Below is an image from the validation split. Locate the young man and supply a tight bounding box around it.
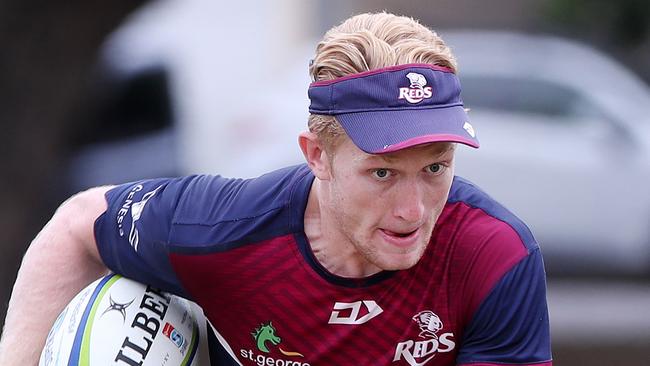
[0,12,552,365]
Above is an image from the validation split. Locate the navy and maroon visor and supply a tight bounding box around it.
[308,63,479,154]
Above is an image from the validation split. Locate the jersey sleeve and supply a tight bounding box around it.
[94,176,204,298]
[93,166,306,300]
[456,248,552,366]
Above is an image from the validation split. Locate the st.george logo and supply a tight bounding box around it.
[252,322,281,353]
[398,72,433,104]
[241,322,307,365]
[328,300,383,325]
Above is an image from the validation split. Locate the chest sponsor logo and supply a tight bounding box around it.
[328,300,383,325]
[240,321,309,366]
[116,184,162,251]
[393,310,456,366]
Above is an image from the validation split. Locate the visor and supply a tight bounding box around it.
[308,63,479,153]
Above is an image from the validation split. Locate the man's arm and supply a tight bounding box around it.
[0,186,112,365]
[456,248,552,365]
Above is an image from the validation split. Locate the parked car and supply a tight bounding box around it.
[443,31,650,275]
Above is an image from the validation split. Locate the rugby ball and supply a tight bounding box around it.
[39,274,209,365]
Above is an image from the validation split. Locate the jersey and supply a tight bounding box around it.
[94,164,552,366]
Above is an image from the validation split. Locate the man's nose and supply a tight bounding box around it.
[393,180,426,223]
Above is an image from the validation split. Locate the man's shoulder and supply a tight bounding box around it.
[174,164,312,222]
[430,176,539,286]
[428,177,545,321]
[169,164,314,249]
[442,176,538,254]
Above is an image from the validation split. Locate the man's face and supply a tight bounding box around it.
[322,138,455,272]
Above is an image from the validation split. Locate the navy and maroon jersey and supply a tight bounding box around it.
[95,164,552,366]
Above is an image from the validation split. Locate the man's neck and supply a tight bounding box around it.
[303,179,382,278]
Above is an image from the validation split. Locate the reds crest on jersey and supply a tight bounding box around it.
[393,310,456,366]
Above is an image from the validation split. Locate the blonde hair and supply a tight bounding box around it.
[308,12,458,151]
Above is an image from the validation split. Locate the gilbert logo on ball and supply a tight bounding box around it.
[39,274,209,366]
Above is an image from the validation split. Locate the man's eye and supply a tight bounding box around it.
[373,169,391,179]
[428,164,443,174]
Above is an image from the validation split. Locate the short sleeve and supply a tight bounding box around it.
[94,176,198,298]
[457,248,553,366]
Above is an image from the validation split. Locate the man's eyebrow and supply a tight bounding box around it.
[360,153,397,164]
[433,144,456,158]
[379,154,396,163]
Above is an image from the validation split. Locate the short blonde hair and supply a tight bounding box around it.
[308,12,458,151]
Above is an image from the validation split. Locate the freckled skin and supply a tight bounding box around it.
[307,137,455,277]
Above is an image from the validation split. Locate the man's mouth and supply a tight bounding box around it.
[380,228,418,238]
[379,228,421,248]
[378,227,422,249]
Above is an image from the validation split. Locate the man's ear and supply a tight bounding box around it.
[298,131,331,180]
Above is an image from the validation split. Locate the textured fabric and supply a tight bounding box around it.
[308,64,479,153]
[95,164,552,365]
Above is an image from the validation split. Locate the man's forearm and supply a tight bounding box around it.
[0,188,110,364]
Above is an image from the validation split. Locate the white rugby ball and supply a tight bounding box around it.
[39,274,209,366]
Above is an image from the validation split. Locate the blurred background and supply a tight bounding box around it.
[1,0,648,364]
